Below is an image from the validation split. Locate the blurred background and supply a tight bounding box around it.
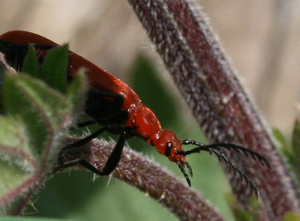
[0,0,300,220]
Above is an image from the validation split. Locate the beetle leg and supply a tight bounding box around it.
[54,133,126,176]
[83,134,125,175]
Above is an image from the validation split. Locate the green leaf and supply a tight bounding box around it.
[273,128,289,150]
[286,119,300,188]
[2,74,70,162]
[283,211,300,221]
[0,40,88,215]
[225,193,260,221]
[0,71,87,215]
[275,120,300,188]
[66,68,88,116]
[0,117,35,207]
[22,45,42,80]
[273,127,294,162]
[42,45,68,94]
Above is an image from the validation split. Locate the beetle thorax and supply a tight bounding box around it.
[125,103,162,139]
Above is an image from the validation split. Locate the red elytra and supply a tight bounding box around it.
[0,30,270,192]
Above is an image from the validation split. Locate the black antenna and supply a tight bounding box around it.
[177,140,271,197]
[180,140,271,168]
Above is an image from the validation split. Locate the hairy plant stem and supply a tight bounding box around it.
[60,138,225,221]
[126,0,300,220]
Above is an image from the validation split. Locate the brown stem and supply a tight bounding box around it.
[126,0,300,220]
[59,138,226,221]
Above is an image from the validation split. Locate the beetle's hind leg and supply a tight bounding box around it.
[53,130,126,176]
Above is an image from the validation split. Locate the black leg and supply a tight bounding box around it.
[56,134,126,176]
[57,126,108,169]
[80,135,126,175]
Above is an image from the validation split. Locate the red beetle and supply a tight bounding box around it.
[0,30,270,194]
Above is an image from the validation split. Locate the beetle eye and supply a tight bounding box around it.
[164,141,172,156]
